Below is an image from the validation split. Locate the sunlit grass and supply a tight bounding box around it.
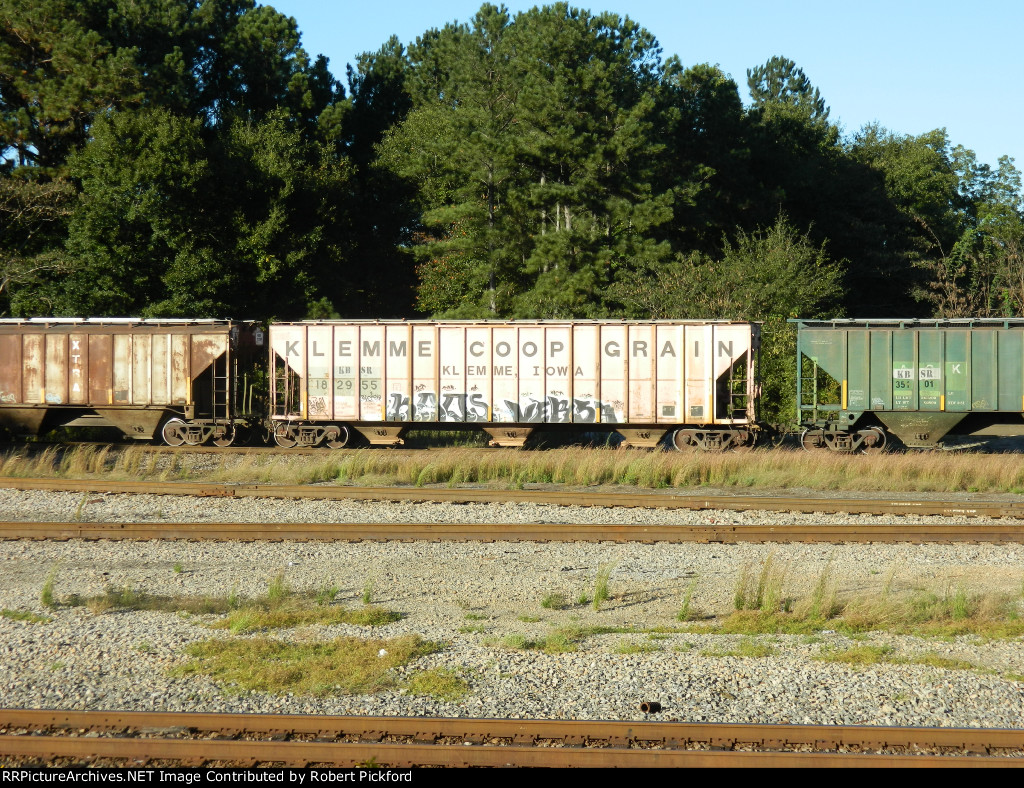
[1,608,51,624]
[684,559,1024,639]
[812,644,979,672]
[403,666,471,701]
[40,570,401,632]
[9,443,1024,493]
[700,637,776,658]
[172,634,439,696]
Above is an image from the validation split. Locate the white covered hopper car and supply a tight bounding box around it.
[269,320,760,449]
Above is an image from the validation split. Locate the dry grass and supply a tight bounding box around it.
[687,559,1024,639]
[8,444,1024,493]
[41,570,401,632]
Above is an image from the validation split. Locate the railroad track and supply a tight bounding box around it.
[2,477,1023,519]
[1,710,1022,767]
[2,520,1023,543]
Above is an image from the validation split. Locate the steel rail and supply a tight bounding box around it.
[2,478,1023,519]
[2,734,1012,767]
[2,521,1023,543]
[2,710,1022,767]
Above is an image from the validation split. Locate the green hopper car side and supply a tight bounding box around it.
[795,318,1024,451]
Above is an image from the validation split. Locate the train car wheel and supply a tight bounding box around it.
[212,425,236,447]
[326,425,351,449]
[859,426,888,454]
[800,428,825,452]
[730,430,756,453]
[671,429,696,452]
[161,418,187,447]
[273,423,298,448]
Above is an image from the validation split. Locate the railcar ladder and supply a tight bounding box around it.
[272,354,298,416]
[725,356,750,420]
[213,355,229,420]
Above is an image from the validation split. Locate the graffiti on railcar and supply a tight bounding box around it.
[381,389,623,424]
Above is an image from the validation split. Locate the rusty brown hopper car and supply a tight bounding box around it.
[0,318,262,445]
[269,320,760,449]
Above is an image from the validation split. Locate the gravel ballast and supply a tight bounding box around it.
[2,487,1024,728]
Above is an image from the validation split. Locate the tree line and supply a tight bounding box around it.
[3,1,1023,418]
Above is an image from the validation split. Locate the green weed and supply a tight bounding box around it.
[173,634,440,696]
[1,608,51,624]
[404,667,470,701]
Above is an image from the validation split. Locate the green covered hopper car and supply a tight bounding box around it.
[795,318,1024,451]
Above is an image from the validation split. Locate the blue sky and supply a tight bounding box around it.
[268,0,1023,173]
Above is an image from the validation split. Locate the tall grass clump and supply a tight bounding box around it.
[733,555,789,614]
[689,565,1024,639]
[840,583,1023,637]
[677,577,701,622]
[803,560,839,621]
[40,565,59,609]
[265,572,289,607]
[592,563,616,611]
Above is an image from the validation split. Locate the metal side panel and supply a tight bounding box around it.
[944,330,970,411]
[0,333,23,405]
[654,324,684,424]
[357,325,384,421]
[997,330,1024,413]
[44,334,68,405]
[572,324,601,424]
[599,324,626,424]
[333,324,359,420]
[971,330,998,410]
[22,334,43,404]
[917,330,943,411]
[305,324,333,421]
[88,334,112,406]
[68,333,87,405]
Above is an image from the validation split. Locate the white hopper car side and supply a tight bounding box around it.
[268,320,760,449]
